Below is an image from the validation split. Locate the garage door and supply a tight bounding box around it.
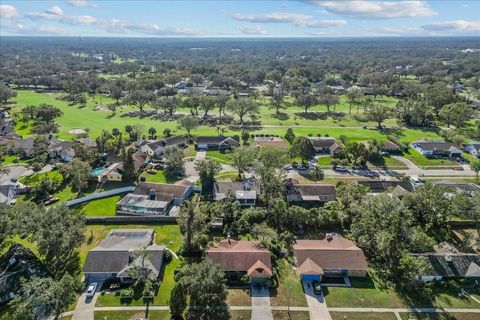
[301,274,321,281]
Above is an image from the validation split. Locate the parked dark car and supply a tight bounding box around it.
[312,280,322,295]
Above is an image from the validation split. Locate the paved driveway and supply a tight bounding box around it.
[0,165,28,183]
[302,280,332,320]
[251,285,273,320]
[72,282,102,320]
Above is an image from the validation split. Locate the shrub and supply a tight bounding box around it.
[120,287,133,297]
[164,249,172,263]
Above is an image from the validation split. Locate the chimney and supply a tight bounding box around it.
[326,233,333,242]
[149,189,156,200]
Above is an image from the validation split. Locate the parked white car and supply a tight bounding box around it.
[86,282,98,298]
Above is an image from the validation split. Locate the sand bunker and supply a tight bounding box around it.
[68,128,87,135]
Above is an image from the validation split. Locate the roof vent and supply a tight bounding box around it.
[445,254,452,262]
[326,233,334,242]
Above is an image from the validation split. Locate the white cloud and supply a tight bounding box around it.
[422,20,480,34]
[45,6,63,16]
[0,4,18,19]
[305,19,346,28]
[27,6,96,25]
[309,1,436,19]
[232,12,346,29]
[232,12,312,26]
[68,0,97,8]
[237,25,267,35]
[99,19,201,36]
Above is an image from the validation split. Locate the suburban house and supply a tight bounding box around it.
[413,243,480,282]
[214,179,257,206]
[47,141,76,162]
[464,143,480,158]
[196,136,240,151]
[433,181,480,196]
[205,238,272,285]
[140,136,186,158]
[308,137,343,156]
[357,180,415,197]
[380,141,401,154]
[116,180,194,216]
[75,137,97,148]
[98,162,124,182]
[132,150,148,172]
[252,136,289,150]
[411,140,462,158]
[293,233,368,281]
[82,229,165,283]
[285,181,336,204]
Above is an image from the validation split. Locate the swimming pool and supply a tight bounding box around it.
[91,167,106,177]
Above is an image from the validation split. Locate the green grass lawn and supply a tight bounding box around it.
[215,170,238,181]
[272,311,311,320]
[331,312,398,320]
[1,155,29,165]
[94,311,171,320]
[77,194,123,216]
[404,148,461,169]
[270,260,307,307]
[317,156,332,168]
[12,91,443,144]
[206,150,233,165]
[400,313,480,320]
[324,276,405,308]
[140,170,168,183]
[226,288,251,306]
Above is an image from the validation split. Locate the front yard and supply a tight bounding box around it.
[206,150,233,165]
[270,260,307,307]
[403,148,461,169]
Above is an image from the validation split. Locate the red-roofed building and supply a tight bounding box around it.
[293,233,368,281]
[205,238,272,285]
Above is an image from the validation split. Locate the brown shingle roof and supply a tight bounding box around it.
[294,236,368,272]
[252,137,289,149]
[206,239,272,276]
[285,184,336,197]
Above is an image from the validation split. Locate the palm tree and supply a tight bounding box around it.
[309,166,324,183]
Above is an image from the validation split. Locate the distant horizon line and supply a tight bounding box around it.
[1,35,479,40]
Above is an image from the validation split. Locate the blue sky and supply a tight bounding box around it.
[1,1,479,37]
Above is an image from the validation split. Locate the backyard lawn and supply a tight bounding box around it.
[140,170,168,183]
[77,195,123,216]
[206,150,233,165]
[270,260,307,307]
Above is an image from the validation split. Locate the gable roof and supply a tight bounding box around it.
[382,141,400,150]
[412,253,480,278]
[132,150,148,171]
[214,180,257,200]
[412,140,461,152]
[252,137,289,149]
[285,184,336,199]
[297,258,324,275]
[197,136,238,145]
[432,182,480,194]
[82,229,165,277]
[162,135,186,147]
[357,180,414,194]
[293,235,368,272]
[308,137,337,149]
[206,239,272,276]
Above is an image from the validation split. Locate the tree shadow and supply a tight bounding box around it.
[272,112,290,121]
[294,112,328,120]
